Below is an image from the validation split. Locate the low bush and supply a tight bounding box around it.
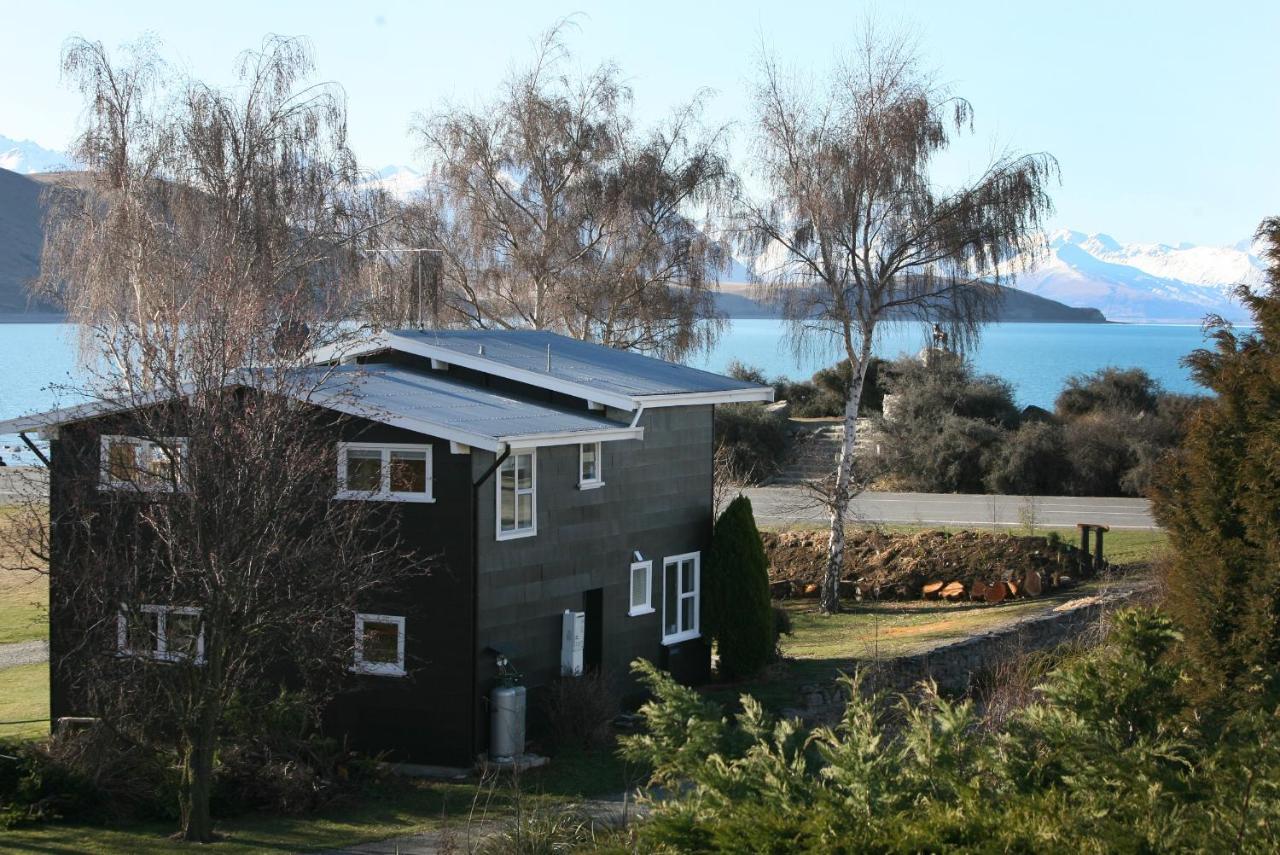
[987,421,1072,495]
[712,403,788,485]
[538,670,619,752]
[621,609,1280,853]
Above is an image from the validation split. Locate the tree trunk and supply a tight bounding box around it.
[820,340,872,614]
[179,729,217,842]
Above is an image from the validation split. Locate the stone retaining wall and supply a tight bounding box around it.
[783,588,1144,723]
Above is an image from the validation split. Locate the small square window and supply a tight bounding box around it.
[629,560,653,616]
[353,613,406,676]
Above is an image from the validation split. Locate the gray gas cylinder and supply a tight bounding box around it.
[490,685,527,761]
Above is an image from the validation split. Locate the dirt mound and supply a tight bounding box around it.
[762,528,1098,600]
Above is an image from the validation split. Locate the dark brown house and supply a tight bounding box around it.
[1,330,773,765]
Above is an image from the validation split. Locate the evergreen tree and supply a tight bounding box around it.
[706,495,774,680]
[1152,216,1280,710]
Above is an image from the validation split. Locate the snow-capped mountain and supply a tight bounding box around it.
[0,134,77,174]
[1012,230,1263,323]
[363,165,428,200]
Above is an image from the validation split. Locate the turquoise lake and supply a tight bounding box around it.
[0,320,1220,465]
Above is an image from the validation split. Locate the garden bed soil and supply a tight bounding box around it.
[762,528,1099,600]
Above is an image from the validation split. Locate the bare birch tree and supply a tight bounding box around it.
[739,30,1056,613]
[11,35,425,842]
[409,24,732,359]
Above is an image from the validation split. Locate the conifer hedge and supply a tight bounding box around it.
[1152,216,1280,712]
[706,495,774,680]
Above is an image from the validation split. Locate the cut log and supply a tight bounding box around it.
[1023,570,1043,597]
[985,581,1009,604]
[922,581,945,600]
[969,579,988,601]
[1006,580,1020,598]
[940,581,966,600]
[803,583,820,597]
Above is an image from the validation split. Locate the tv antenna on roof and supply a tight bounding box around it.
[360,247,443,330]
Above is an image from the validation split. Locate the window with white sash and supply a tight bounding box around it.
[100,435,189,491]
[497,450,536,539]
[578,442,603,489]
[337,443,433,502]
[117,604,204,663]
[661,552,700,644]
[352,613,406,676]
[629,560,653,616]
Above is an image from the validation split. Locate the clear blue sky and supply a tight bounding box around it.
[3,0,1277,247]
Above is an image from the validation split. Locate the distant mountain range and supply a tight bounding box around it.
[0,135,79,175]
[1009,230,1263,323]
[0,144,1263,323]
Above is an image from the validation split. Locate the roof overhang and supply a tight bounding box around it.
[309,333,776,410]
[1,379,645,453]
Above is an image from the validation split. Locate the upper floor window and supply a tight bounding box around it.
[352,613,406,676]
[662,552,701,645]
[497,450,536,539]
[100,435,188,491]
[337,443,433,502]
[117,604,204,664]
[578,442,603,489]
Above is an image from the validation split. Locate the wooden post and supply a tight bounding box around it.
[1077,523,1091,557]
[1093,525,1109,571]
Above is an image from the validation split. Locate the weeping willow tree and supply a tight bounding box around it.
[739,28,1057,613]
[34,34,375,384]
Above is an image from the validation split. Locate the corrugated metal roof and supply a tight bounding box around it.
[383,329,770,400]
[301,363,639,449]
[0,364,643,451]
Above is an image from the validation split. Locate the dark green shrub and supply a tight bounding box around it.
[538,669,619,752]
[1063,415,1134,495]
[621,609,1280,853]
[0,739,100,828]
[724,360,770,387]
[883,414,1004,493]
[987,421,1072,495]
[770,606,793,659]
[713,404,788,485]
[705,496,774,680]
[1056,366,1161,417]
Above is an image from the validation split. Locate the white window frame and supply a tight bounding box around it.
[100,435,190,492]
[496,449,537,540]
[628,560,654,617]
[661,552,701,645]
[578,442,604,490]
[116,604,205,664]
[352,613,407,677]
[336,442,435,502]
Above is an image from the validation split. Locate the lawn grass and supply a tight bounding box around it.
[0,661,49,740]
[0,741,631,854]
[0,505,48,644]
[704,524,1167,712]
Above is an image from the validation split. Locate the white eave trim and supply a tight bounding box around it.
[496,426,643,448]
[634,387,776,407]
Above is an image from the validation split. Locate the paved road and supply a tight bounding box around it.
[5,467,1155,528]
[0,467,46,503]
[0,640,48,669]
[743,487,1157,530]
